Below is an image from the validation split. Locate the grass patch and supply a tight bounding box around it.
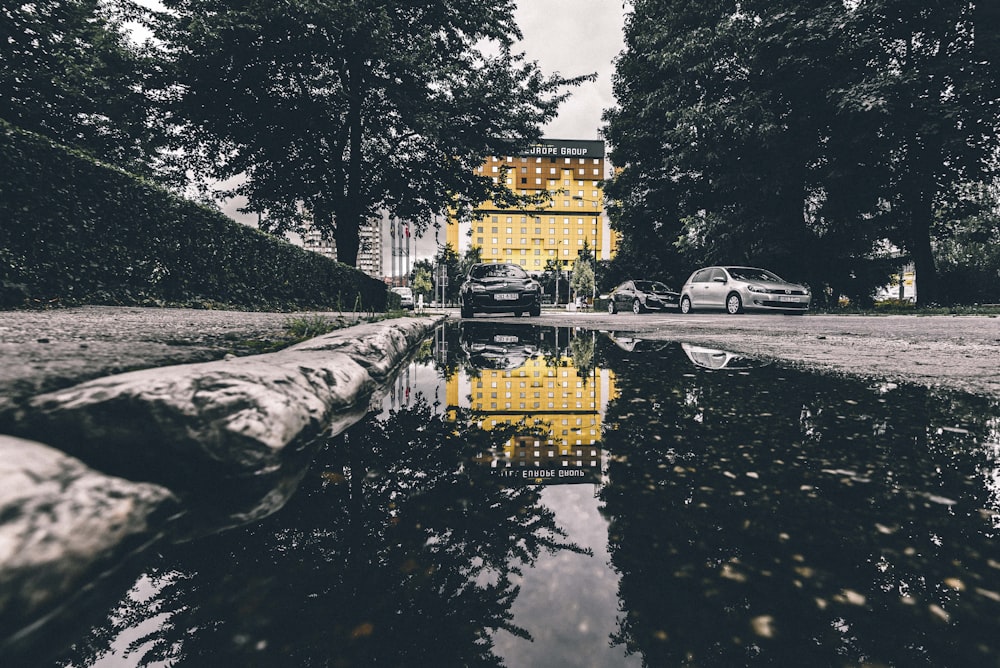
[285,314,344,339]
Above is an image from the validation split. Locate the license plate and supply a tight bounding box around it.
[779,296,799,302]
[494,335,518,343]
[494,293,518,301]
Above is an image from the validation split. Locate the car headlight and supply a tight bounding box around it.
[471,283,486,293]
[747,285,766,293]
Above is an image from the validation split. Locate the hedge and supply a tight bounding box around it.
[0,120,391,311]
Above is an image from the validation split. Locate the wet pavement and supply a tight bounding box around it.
[30,321,1000,668]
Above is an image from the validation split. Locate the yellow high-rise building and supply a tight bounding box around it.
[446,138,616,275]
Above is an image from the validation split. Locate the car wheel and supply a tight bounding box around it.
[514,310,523,317]
[680,296,692,314]
[530,303,541,317]
[726,293,743,315]
[632,299,642,315]
[608,299,617,314]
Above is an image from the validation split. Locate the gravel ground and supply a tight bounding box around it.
[0,307,367,406]
[1,307,998,407]
[533,309,1000,398]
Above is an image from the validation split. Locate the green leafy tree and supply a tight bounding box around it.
[571,255,595,303]
[835,0,1000,304]
[605,0,857,303]
[604,0,999,306]
[933,180,1000,304]
[0,0,162,175]
[153,0,592,266]
[410,265,433,303]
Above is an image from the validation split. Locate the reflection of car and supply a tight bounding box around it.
[604,331,672,353]
[390,286,414,309]
[460,321,540,370]
[607,280,679,314]
[460,263,542,318]
[680,343,766,370]
[679,266,811,314]
[606,332,643,352]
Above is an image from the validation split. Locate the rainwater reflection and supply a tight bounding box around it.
[54,322,1000,667]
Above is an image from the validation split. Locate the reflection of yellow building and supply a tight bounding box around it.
[447,354,616,483]
[446,139,617,273]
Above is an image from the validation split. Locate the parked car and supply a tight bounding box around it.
[607,280,679,314]
[390,286,414,309]
[679,266,810,314]
[460,263,542,318]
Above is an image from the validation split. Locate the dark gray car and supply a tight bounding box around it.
[607,280,679,314]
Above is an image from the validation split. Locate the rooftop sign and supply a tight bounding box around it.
[516,139,605,159]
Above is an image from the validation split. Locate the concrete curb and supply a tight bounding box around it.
[1,315,444,651]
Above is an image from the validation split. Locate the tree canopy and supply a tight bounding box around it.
[0,0,162,175]
[604,0,999,305]
[151,0,592,266]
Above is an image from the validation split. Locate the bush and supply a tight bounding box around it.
[0,120,389,311]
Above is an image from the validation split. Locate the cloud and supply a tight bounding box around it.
[514,0,626,140]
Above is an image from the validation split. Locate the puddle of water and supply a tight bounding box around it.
[43,323,1000,667]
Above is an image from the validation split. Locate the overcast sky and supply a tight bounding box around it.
[515,0,626,140]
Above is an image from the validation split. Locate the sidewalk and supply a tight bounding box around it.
[0,306,380,409]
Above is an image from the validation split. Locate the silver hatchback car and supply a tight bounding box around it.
[679,266,811,314]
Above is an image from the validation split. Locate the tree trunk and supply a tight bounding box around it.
[332,49,365,268]
[909,194,939,306]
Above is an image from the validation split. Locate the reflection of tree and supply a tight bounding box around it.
[597,337,1000,667]
[568,330,594,383]
[61,400,585,667]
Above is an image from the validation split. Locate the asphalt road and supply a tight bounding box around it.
[1,307,998,406]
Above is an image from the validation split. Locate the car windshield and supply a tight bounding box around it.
[634,280,672,293]
[727,267,783,282]
[471,264,527,280]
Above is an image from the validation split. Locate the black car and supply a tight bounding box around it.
[460,263,542,318]
[607,280,679,314]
